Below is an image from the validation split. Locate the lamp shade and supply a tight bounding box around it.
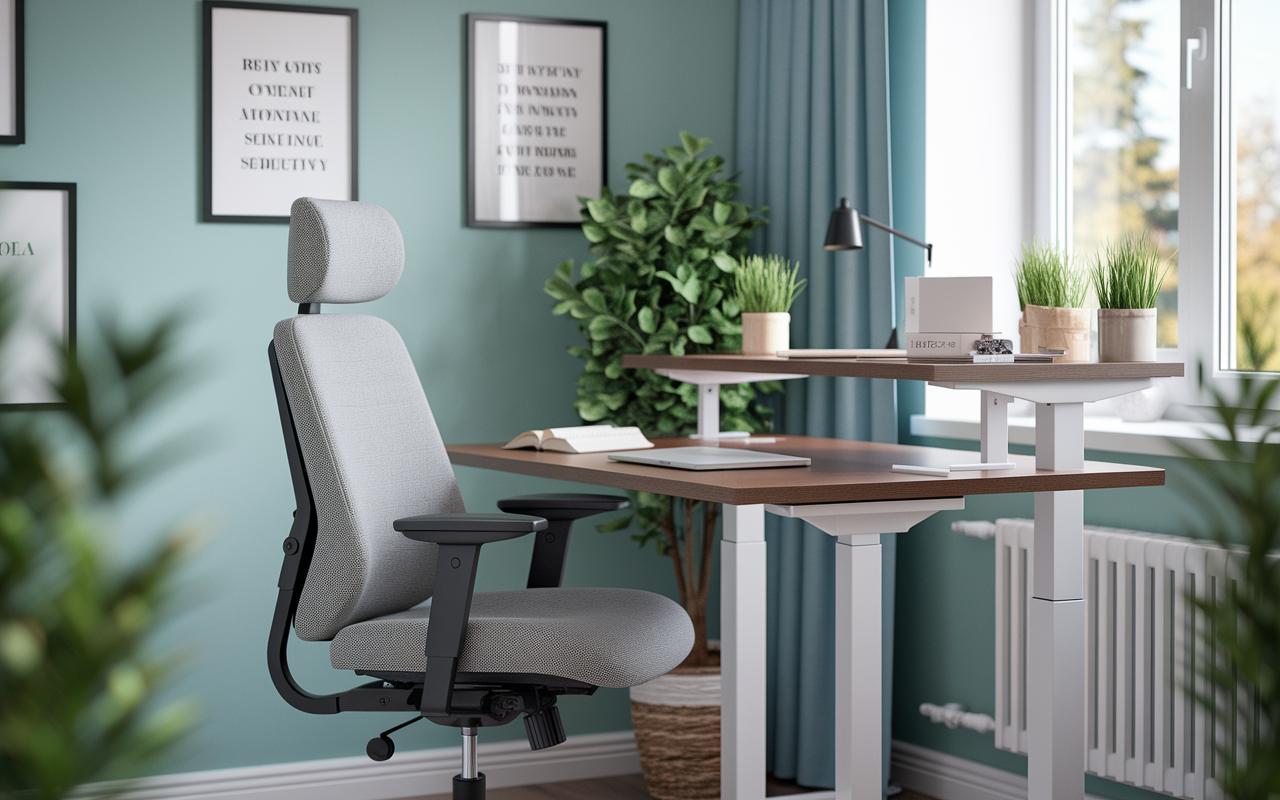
[823,198,863,251]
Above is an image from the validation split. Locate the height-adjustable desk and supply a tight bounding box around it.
[617,354,1184,800]
[448,355,1181,800]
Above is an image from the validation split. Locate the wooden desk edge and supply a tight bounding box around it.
[622,353,1185,382]
[446,444,1165,506]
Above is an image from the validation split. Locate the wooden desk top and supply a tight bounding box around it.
[447,436,1164,506]
[623,354,1184,383]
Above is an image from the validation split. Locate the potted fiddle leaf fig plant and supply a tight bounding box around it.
[1090,233,1171,362]
[1013,239,1089,361]
[734,254,806,356]
[545,132,773,800]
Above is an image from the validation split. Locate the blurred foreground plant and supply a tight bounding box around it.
[1176,370,1280,800]
[0,276,199,800]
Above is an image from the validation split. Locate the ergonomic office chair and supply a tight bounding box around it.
[266,197,694,800]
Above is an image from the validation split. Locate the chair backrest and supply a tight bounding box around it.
[274,198,464,642]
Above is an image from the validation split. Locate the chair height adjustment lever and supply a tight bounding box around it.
[366,714,423,762]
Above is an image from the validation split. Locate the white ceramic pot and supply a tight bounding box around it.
[630,667,721,800]
[1097,308,1157,362]
[1112,382,1171,422]
[741,312,790,356]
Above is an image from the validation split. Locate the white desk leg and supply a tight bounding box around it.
[980,391,1013,464]
[1029,402,1086,800]
[723,503,767,800]
[698,383,720,439]
[835,533,882,800]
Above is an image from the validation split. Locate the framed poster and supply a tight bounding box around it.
[467,14,606,228]
[0,182,74,407]
[203,1,357,223]
[0,0,24,144]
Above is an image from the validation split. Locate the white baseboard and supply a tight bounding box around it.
[86,731,640,800]
[891,740,1110,800]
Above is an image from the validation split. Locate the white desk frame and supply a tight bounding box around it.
[932,378,1154,800]
[662,366,1158,800]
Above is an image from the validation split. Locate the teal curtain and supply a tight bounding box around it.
[736,0,898,790]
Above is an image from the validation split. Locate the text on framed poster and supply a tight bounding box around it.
[204,1,357,223]
[468,14,606,227]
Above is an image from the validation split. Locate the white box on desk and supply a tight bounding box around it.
[904,277,993,333]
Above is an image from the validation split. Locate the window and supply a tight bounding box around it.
[1229,1,1280,372]
[922,0,1277,423]
[1071,0,1180,350]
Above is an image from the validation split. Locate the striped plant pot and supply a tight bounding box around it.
[629,665,720,800]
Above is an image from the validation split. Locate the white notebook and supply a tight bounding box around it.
[502,424,654,454]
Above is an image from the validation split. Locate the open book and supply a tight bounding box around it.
[502,424,655,454]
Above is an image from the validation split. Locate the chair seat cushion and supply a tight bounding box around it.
[329,587,693,689]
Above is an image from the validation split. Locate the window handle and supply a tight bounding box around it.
[1186,27,1207,89]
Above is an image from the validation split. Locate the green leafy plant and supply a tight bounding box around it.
[1175,370,1280,800]
[1013,240,1087,310]
[0,276,199,799]
[1090,232,1172,309]
[733,254,806,314]
[544,132,774,667]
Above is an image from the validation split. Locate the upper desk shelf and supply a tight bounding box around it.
[622,353,1184,383]
[623,354,1186,458]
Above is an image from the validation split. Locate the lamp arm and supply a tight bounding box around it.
[860,215,933,265]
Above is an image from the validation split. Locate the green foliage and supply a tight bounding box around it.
[1013,240,1087,310]
[1090,232,1172,309]
[733,254,806,314]
[546,133,776,665]
[1176,370,1280,800]
[0,276,198,799]
[1238,289,1279,372]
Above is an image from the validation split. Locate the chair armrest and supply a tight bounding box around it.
[496,493,630,520]
[496,494,632,590]
[397,511,546,717]
[394,512,546,544]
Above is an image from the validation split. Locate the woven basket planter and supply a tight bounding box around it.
[630,665,720,800]
[1018,304,1090,362]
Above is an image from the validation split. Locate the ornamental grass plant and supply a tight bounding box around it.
[1013,240,1087,310]
[1090,233,1171,309]
[733,254,806,314]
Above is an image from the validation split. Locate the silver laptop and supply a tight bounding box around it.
[607,446,811,471]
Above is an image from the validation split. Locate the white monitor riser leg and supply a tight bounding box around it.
[651,369,806,440]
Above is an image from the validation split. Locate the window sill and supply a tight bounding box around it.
[909,413,1272,459]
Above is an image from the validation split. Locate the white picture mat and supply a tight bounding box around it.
[0,0,15,137]
[0,188,70,404]
[209,6,352,218]
[472,20,603,223]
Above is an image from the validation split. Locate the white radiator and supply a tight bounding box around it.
[992,519,1247,800]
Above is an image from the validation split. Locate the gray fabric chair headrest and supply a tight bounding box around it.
[288,198,405,304]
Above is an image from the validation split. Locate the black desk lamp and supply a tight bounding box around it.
[823,197,933,348]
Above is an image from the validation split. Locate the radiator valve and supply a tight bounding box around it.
[919,702,997,733]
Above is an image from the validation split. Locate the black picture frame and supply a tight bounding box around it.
[0,181,75,410]
[202,0,358,224]
[0,0,24,145]
[466,13,607,229]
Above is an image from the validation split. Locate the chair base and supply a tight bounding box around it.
[453,773,485,800]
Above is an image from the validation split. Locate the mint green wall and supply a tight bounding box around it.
[2,0,738,776]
